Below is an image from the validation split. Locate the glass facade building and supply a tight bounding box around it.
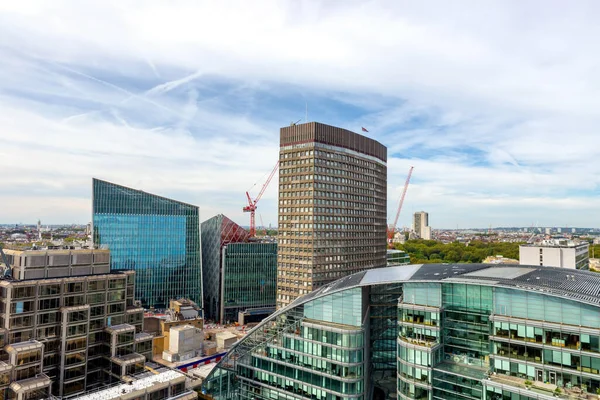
[202,264,600,400]
[92,179,201,308]
[222,242,278,324]
[201,214,250,322]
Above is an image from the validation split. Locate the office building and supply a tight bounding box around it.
[92,178,202,308]
[221,242,278,325]
[202,213,277,325]
[277,122,387,309]
[520,239,589,270]
[201,214,250,322]
[387,249,410,266]
[413,211,431,240]
[0,249,149,398]
[202,263,600,400]
[545,228,551,235]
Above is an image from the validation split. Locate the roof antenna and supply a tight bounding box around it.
[306,101,308,123]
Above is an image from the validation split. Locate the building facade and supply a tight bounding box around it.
[387,249,410,266]
[202,263,600,400]
[412,211,431,240]
[201,214,250,323]
[92,178,202,308]
[277,122,387,309]
[221,242,278,325]
[520,240,589,270]
[0,249,150,398]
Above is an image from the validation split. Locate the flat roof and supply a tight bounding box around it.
[75,370,185,400]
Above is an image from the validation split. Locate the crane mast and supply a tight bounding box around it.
[388,166,414,248]
[243,161,279,237]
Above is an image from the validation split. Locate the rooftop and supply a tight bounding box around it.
[293,263,600,308]
[522,239,589,248]
[74,370,185,400]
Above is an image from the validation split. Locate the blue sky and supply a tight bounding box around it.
[1,0,599,229]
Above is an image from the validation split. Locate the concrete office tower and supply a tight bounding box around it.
[277,122,387,309]
[202,263,600,400]
[520,239,589,270]
[413,211,431,240]
[92,179,202,308]
[0,249,149,398]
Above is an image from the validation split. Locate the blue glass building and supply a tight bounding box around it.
[92,178,202,308]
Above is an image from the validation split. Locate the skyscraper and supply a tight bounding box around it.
[92,179,202,308]
[277,122,387,309]
[413,211,431,240]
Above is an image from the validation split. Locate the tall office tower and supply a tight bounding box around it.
[0,249,150,398]
[277,122,387,309]
[412,211,431,240]
[92,179,202,308]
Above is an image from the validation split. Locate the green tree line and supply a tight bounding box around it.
[589,244,600,259]
[394,240,523,264]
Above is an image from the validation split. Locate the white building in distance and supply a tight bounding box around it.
[412,211,431,240]
[519,239,589,270]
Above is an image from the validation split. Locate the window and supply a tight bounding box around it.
[39,284,61,297]
[38,298,60,310]
[87,280,106,292]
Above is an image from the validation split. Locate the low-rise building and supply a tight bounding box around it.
[144,299,203,359]
[386,250,410,266]
[520,239,589,269]
[162,325,203,363]
[73,369,198,400]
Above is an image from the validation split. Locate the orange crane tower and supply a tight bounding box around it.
[388,166,414,248]
[243,161,279,237]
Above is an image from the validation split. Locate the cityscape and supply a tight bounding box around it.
[2,2,600,400]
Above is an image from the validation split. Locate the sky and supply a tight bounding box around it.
[1,0,599,229]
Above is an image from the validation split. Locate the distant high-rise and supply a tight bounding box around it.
[413,211,431,240]
[92,179,202,308]
[277,122,387,309]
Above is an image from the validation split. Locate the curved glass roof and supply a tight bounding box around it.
[290,263,600,310]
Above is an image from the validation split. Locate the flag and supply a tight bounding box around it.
[362,127,369,132]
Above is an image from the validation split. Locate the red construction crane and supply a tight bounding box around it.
[243,161,279,237]
[388,166,414,248]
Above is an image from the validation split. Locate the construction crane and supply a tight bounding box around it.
[244,161,279,237]
[388,166,414,248]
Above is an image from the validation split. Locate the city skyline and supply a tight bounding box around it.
[2,1,600,228]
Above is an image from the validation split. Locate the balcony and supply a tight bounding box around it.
[398,336,440,349]
[487,373,596,399]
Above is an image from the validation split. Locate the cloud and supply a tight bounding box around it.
[0,0,599,227]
